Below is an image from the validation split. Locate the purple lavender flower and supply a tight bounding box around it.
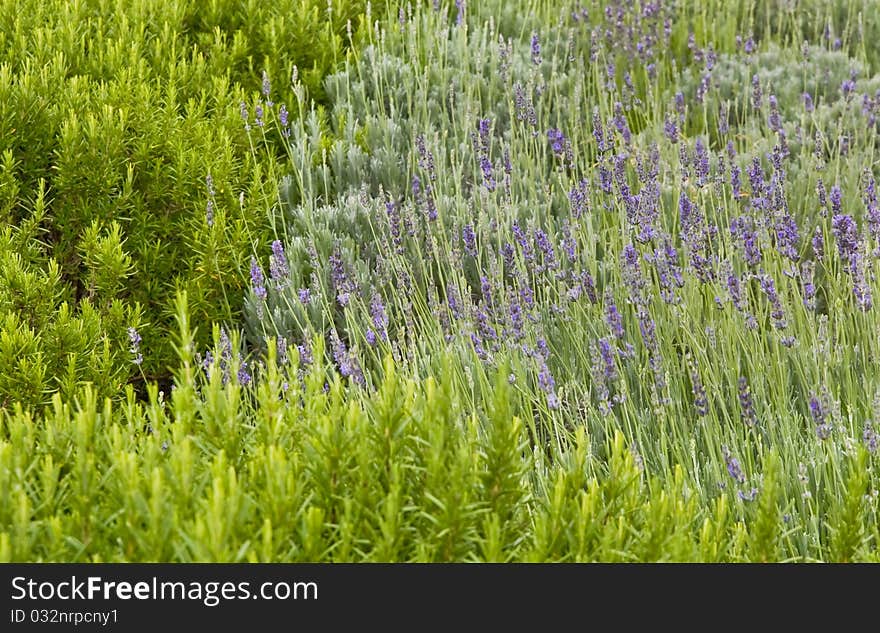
[592,109,607,153]
[480,275,494,313]
[738,377,757,426]
[446,283,463,320]
[535,337,549,360]
[477,118,491,150]
[722,446,746,485]
[128,327,143,366]
[696,72,712,104]
[480,156,496,191]
[802,92,814,113]
[598,162,613,194]
[476,308,497,344]
[455,0,464,26]
[812,227,825,262]
[579,271,598,304]
[751,74,762,110]
[279,104,290,138]
[830,185,843,216]
[864,422,878,453]
[514,84,537,128]
[329,249,354,307]
[621,244,646,302]
[801,261,817,310]
[605,291,625,340]
[507,295,524,341]
[534,229,557,272]
[664,115,678,144]
[612,103,631,145]
[237,361,252,386]
[520,283,535,310]
[296,339,313,367]
[561,222,577,263]
[568,179,590,218]
[841,70,857,99]
[726,140,737,161]
[298,288,311,305]
[513,222,534,263]
[250,257,267,301]
[759,273,787,330]
[589,341,612,415]
[768,95,782,131]
[809,393,831,440]
[853,263,873,312]
[261,70,272,106]
[276,336,288,366]
[240,102,250,131]
[730,165,742,198]
[462,224,477,257]
[863,171,880,246]
[547,128,566,154]
[501,242,516,274]
[255,104,264,127]
[694,138,709,186]
[269,240,289,288]
[680,194,715,282]
[817,178,828,213]
[537,359,559,410]
[531,32,542,65]
[208,327,235,385]
[636,305,666,397]
[717,102,730,135]
[386,200,402,247]
[774,214,800,261]
[370,293,389,341]
[331,332,364,386]
[738,488,759,502]
[831,213,859,265]
[689,362,708,416]
[598,338,618,383]
[416,135,435,180]
[748,158,765,200]
[725,267,745,311]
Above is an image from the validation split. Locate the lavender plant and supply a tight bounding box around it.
[233,0,880,560]
[4,0,880,562]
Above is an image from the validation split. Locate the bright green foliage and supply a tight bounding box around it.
[0,0,391,406]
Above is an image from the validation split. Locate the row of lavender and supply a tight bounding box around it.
[220,1,879,524]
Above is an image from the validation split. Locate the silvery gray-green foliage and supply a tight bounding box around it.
[679,43,880,138]
[286,11,581,202]
[246,9,596,371]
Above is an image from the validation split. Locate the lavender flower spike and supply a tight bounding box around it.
[128,327,143,366]
[269,240,290,288]
[250,257,268,301]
